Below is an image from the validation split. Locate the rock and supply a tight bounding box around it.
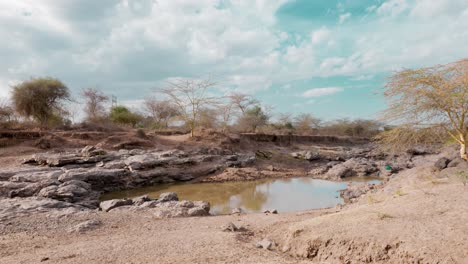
[39,180,95,203]
[266,165,275,171]
[304,151,320,161]
[271,209,278,214]
[263,209,278,214]
[291,150,320,161]
[308,166,329,176]
[132,195,151,206]
[447,158,464,168]
[0,197,81,220]
[434,157,450,170]
[125,154,168,170]
[68,219,102,233]
[340,183,374,201]
[158,192,179,202]
[100,199,133,212]
[34,138,51,149]
[0,182,28,197]
[9,171,62,183]
[255,238,273,250]
[222,222,246,232]
[81,146,106,157]
[151,200,210,218]
[326,165,355,180]
[231,207,243,214]
[58,168,128,189]
[9,180,60,198]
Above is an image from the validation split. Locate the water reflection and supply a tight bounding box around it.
[102,177,380,214]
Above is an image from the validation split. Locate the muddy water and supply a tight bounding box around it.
[102,177,380,215]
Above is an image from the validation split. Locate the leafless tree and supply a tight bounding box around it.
[378,58,468,160]
[82,88,108,122]
[228,92,259,114]
[158,77,219,137]
[217,102,234,133]
[143,97,179,128]
[294,113,321,134]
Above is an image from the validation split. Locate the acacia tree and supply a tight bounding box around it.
[0,100,14,122]
[82,88,108,122]
[12,77,70,127]
[294,113,321,134]
[378,58,468,160]
[143,97,179,128]
[159,78,218,137]
[237,105,269,132]
[228,92,259,114]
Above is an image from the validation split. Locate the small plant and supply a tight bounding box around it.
[394,189,405,197]
[455,171,468,186]
[367,195,380,204]
[377,212,394,220]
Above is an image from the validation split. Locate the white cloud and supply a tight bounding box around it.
[339,13,351,24]
[376,0,409,18]
[302,87,343,98]
[311,27,331,44]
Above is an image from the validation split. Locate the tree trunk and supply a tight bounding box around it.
[460,143,468,161]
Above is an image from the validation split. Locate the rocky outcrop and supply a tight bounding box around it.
[99,192,211,218]
[1,146,255,213]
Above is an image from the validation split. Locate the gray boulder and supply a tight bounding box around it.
[125,154,168,170]
[100,199,133,212]
[68,219,102,233]
[158,192,179,202]
[434,157,450,170]
[151,200,210,218]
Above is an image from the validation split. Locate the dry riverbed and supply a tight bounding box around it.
[0,132,467,263]
[1,156,467,263]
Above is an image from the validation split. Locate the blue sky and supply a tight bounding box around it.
[0,0,467,121]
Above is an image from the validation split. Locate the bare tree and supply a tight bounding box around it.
[0,100,14,122]
[82,88,108,122]
[159,77,218,137]
[143,97,179,128]
[294,113,321,134]
[217,102,234,133]
[378,58,468,160]
[228,92,259,114]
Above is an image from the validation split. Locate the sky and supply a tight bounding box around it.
[0,0,467,121]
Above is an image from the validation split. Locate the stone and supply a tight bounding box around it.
[231,207,243,214]
[124,154,167,170]
[158,192,179,202]
[100,199,133,212]
[340,183,374,201]
[132,195,152,206]
[308,166,329,176]
[447,157,468,168]
[9,171,62,183]
[81,146,106,157]
[434,157,450,170]
[68,219,102,233]
[255,239,273,250]
[326,165,355,180]
[9,180,60,198]
[151,200,210,218]
[266,165,275,171]
[222,222,247,232]
[0,197,79,221]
